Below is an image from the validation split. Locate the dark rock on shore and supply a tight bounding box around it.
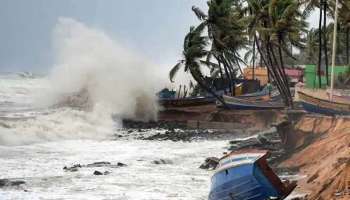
[0,179,25,187]
[199,157,219,170]
[93,170,103,175]
[228,127,287,165]
[64,161,127,172]
[152,159,173,165]
[63,164,82,172]
[141,129,241,142]
[117,162,127,167]
[86,161,111,167]
[122,119,186,130]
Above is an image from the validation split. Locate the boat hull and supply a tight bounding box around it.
[209,164,280,200]
[298,91,350,115]
[209,151,296,200]
[221,95,284,110]
[159,97,215,107]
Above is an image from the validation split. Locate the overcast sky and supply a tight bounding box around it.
[0,0,319,73]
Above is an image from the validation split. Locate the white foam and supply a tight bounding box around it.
[38,17,161,122]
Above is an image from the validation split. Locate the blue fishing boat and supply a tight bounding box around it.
[209,151,296,200]
[219,95,284,110]
[298,91,350,115]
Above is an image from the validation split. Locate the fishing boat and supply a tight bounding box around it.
[209,150,296,200]
[219,94,284,110]
[326,90,350,103]
[298,90,350,115]
[158,96,216,108]
[299,0,349,116]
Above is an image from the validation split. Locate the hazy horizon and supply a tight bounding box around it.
[0,0,321,75]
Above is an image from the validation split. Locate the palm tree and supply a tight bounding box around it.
[169,24,226,104]
[304,29,320,64]
[338,0,350,65]
[191,0,249,95]
[302,0,329,87]
[247,0,307,107]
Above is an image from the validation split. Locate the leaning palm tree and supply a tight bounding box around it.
[169,24,226,105]
[247,0,307,107]
[191,0,249,95]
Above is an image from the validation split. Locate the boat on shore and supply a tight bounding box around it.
[298,90,350,115]
[158,96,216,108]
[209,150,296,200]
[219,94,284,110]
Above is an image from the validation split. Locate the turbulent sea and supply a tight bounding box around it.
[0,73,229,200]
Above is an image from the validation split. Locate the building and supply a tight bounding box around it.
[304,64,350,89]
[243,67,304,86]
[243,67,269,85]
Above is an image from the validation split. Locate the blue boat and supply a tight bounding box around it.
[209,151,296,200]
[298,91,350,116]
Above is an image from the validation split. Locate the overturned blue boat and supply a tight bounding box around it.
[209,151,296,200]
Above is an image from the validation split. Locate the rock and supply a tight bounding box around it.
[65,161,127,170]
[93,170,103,175]
[0,179,8,187]
[199,157,219,170]
[152,159,173,165]
[103,171,111,175]
[63,164,81,172]
[0,179,25,187]
[117,162,127,167]
[87,162,111,168]
[9,180,26,186]
[93,170,110,176]
[229,137,261,151]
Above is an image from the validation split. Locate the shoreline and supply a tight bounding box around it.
[124,107,350,200]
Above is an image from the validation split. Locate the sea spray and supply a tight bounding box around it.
[0,18,164,145]
[43,17,160,122]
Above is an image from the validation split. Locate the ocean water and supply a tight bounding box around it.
[0,73,228,200]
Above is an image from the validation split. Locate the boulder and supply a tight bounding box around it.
[0,179,25,187]
[199,157,219,170]
[93,170,103,176]
[63,164,81,172]
[152,159,173,165]
[86,162,111,168]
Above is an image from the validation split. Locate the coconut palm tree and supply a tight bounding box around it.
[246,0,307,107]
[337,0,350,65]
[191,0,249,95]
[302,0,330,86]
[169,24,226,104]
[304,29,320,64]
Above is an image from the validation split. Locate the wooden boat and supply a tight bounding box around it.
[219,94,284,110]
[298,91,350,115]
[209,150,296,200]
[326,90,350,104]
[158,96,216,107]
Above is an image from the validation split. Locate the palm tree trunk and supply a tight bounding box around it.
[189,68,226,106]
[253,36,256,80]
[217,60,225,92]
[265,42,290,106]
[177,85,182,99]
[318,4,323,88]
[323,1,329,85]
[220,57,233,94]
[277,40,294,107]
[347,27,349,65]
[222,56,236,95]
